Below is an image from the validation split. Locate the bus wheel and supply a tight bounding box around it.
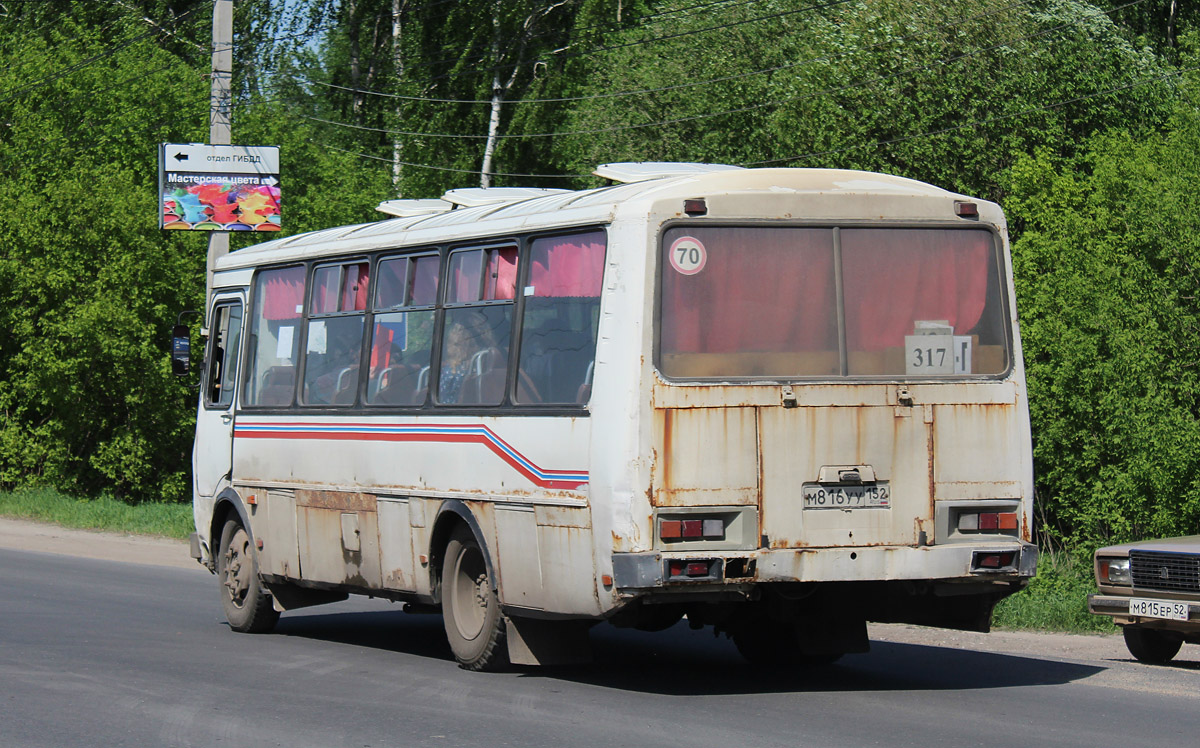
[441,527,509,671]
[1123,627,1182,664]
[217,519,280,634]
[732,623,843,667]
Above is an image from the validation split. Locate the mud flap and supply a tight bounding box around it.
[265,582,348,612]
[505,616,593,666]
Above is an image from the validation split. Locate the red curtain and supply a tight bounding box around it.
[529,231,606,297]
[661,227,837,354]
[260,266,306,321]
[841,228,990,351]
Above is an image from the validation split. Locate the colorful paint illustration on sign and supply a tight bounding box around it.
[161,178,282,231]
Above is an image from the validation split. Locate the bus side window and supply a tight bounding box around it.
[244,266,305,407]
[516,231,606,404]
[301,261,369,406]
[437,246,516,406]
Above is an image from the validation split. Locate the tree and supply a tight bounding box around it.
[1006,41,1200,544]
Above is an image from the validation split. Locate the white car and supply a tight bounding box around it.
[1088,536,1200,663]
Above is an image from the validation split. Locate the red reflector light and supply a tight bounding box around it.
[667,560,713,579]
[954,201,978,217]
[683,198,707,216]
[681,520,703,538]
[979,512,1000,531]
[661,520,682,539]
[977,552,1016,569]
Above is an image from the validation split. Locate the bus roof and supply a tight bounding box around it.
[215,166,971,270]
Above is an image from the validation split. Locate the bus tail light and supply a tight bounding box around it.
[972,551,1016,571]
[660,517,725,542]
[667,559,719,580]
[958,511,1018,532]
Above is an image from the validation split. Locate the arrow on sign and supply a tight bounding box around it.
[173,152,189,162]
[261,176,278,186]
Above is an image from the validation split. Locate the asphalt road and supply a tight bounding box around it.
[1,546,1198,748]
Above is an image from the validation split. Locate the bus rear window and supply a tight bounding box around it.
[659,226,1008,379]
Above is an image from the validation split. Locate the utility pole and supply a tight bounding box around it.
[206,0,233,319]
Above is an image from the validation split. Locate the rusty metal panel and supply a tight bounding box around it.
[932,403,1024,499]
[377,498,417,591]
[536,525,602,616]
[495,505,544,610]
[654,406,759,506]
[258,489,299,579]
[759,402,930,548]
[297,497,382,589]
[534,504,591,528]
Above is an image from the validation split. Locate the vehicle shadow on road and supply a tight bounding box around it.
[273,608,453,660]
[270,609,1106,695]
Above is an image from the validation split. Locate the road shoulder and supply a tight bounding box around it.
[0,516,202,571]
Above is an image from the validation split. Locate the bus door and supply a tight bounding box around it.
[194,294,245,498]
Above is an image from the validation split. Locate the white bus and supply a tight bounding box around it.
[179,163,1036,670]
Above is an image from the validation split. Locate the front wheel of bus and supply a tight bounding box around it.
[217,519,279,634]
[441,527,509,671]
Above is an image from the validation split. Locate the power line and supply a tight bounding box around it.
[0,3,209,104]
[289,0,1041,106]
[287,0,1152,142]
[318,141,587,180]
[377,0,858,87]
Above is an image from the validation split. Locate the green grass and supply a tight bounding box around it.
[992,549,1116,633]
[0,488,193,540]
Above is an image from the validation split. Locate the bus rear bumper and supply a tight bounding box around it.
[612,541,1036,589]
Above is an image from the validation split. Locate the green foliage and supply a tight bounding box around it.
[556,0,1176,202]
[0,9,390,503]
[1006,47,1200,544]
[992,550,1113,632]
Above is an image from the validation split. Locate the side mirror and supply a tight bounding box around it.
[171,324,191,376]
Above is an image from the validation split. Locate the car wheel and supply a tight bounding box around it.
[1123,626,1182,664]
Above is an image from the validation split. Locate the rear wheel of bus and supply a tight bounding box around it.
[441,526,509,671]
[217,518,279,634]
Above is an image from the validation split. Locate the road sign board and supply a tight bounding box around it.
[159,143,282,232]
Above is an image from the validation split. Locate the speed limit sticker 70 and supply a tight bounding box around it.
[668,236,707,275]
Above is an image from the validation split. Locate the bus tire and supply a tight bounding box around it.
[217,518,280,634]
[1123,627,1181,664]
[441,526,509,671]
[732,623,843,667]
